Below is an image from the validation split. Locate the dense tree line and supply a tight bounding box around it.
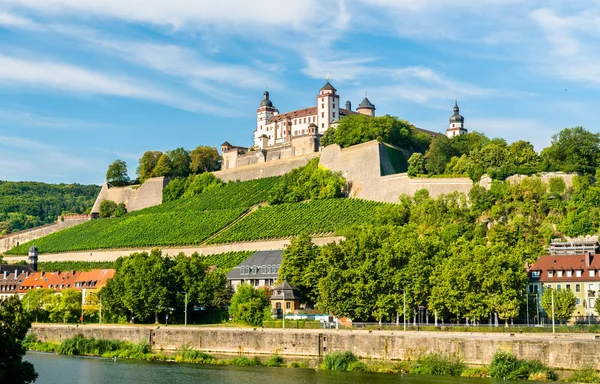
[105,146,221,186]
[409,127,600,181]
[0,181,99,235]
[321,114,432,153]
[100,250,230,324]
[281,174,600,324]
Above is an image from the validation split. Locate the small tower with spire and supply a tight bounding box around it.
[446,99,467,138]
[255,90,279,148]
[357,92,376,117]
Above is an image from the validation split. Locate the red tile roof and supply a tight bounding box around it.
[530,254,600,283]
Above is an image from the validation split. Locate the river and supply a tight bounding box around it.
[26,352,543,384]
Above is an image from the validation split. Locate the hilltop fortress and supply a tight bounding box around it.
[221,80,459,170]
[87,80,573,215]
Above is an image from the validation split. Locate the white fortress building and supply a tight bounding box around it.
[221,80,466,170]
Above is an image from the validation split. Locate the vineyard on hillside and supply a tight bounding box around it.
[208,199,389,244]
[37,261,116,271]
[6,178,282,255]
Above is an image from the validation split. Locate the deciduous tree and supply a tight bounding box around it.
[190,146,221,174]
[106,160,130,186]
[0,296,37,384]
[137,151,163,183]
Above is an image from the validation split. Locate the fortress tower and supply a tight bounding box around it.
[356,95,376,117]
[254,91,279,147]
[316,80,341,134]
[446,99,467,138]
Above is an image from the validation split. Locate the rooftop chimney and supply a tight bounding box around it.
[587,251,593,269]
[14,270,18,279]
[3,271,7,279]
[345,100,351,110]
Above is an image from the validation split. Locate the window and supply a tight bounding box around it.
[590,270,596,277]
[577,270,582,277]
[262,265,266,274]
[576,284,581,292]
[567,270,572,277]
[322,123,324,128]
[576,298,581,305]
[321,112,324,118]
[286,302,291,309]
[589,283,595,290]
[531,271,540,278]
[557,271,563,277]
[557,284,562,291]
[332,112,335,118]
[566,284,571,291]
[548,270,554,278]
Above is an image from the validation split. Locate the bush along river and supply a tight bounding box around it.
[24,335,600,383]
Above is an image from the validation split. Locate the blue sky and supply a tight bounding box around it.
[0,0,599,184]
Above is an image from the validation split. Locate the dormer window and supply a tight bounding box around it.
[577,270,582,277]
[532,271,540,278]
[590,270,595,277]
[557,271,563,278]
[566,270,572,278]
[548,270,554,278]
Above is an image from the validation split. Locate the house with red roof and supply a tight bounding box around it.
[529,252,600,319]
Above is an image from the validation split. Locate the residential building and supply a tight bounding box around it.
[548,240,599,255]
[270,280,301,319]
[226,250,282,291]
[74,269,115,310]
[0,266,33,300]
[0,246,38,299]
[529,252,600,319]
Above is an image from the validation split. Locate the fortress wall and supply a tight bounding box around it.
[91,177,168,215]
[0,216,91,254]
[31,324,600,369]
[214,153,320,182]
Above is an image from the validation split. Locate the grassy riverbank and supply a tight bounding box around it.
[26,334,600,382]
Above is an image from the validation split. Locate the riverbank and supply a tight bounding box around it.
[24,334,566,381]
[29,324,600,371]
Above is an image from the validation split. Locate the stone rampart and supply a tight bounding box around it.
[30,324,600,369]
[214,153,320,182]
[91,177,168,215]
[0,215,91,254]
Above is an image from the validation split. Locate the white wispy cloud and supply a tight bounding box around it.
[5,0,326,29]
[0,11,39,30]
[0,54,237,115]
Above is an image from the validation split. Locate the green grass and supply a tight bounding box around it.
[7,178,281,255]
[208,198,387,244]
[203,251,253,271]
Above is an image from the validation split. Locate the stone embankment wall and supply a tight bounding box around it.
[0,215,91,254]
[31,324,600,370]
[91,177,168,215]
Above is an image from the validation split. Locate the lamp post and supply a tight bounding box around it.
[526,292,529,327]
[178,291,188,326]
[551,289,556,334]
[99,292,102,325]
[398,288,406,331]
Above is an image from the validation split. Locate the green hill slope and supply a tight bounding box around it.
[6,177,280,255]
[6,177,385,255]
[207,199,389,244]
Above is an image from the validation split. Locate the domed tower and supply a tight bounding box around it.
[28,246,38,272]
[255,90,279,148]
[446,99,467,138]
[357,95,376,117]
[316,79,340,134]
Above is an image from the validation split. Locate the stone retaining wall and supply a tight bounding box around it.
[30,324,600,369]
